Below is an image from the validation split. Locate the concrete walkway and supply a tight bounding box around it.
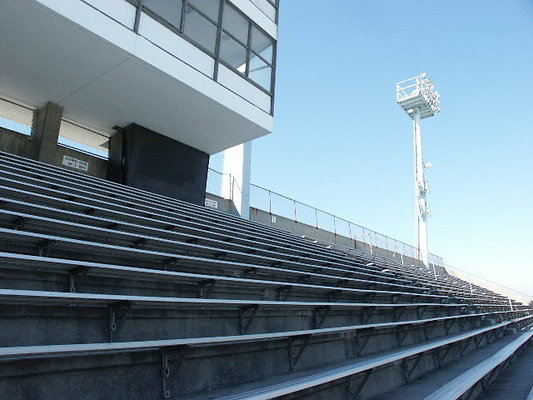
[481,342,533,400]
[376,333,528,400]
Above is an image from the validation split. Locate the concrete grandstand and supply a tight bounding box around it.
[0,1,532,399]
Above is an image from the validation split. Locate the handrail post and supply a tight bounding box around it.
[229,174,233,201]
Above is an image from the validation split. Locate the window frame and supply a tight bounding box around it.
[125,0,277,110]
[219,1,276,94]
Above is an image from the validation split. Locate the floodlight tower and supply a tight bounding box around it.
[396,73,440,268]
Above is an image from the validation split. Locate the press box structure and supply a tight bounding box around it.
[0,0,279,205]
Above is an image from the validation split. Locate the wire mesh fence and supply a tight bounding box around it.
[0,96,36,136]
[58,119,110,159]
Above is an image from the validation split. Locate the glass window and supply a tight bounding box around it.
[220,34,247,73]
[187,0,220,22]
[249,54,272,90]
[251,26,273,63]
[183,7,217,53]
[222,4,249,44]
[143,0,183,29]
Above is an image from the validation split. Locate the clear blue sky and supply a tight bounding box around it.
[213,0,533,296]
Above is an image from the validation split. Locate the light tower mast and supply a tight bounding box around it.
[396,73,440,268]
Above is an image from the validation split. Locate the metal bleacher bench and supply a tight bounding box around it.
[424,327,533,400]
[0,288,517,324]
[0,154,504,300]
[0,150,529,399]
[0,227,460,304]
[0,154,512,307]
[0,194,508,305]
[0,314,529,383]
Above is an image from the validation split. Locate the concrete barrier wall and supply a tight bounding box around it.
[205,193,240,216]
[0,127,107,178]
[0,127,35,158]
[249,207,425,268]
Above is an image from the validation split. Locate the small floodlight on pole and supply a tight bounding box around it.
[396,73,440,269]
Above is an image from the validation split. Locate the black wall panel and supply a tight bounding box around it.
[108,124,209,205]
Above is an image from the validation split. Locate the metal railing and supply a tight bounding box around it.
[205,169,533,305]
[206,167,444,267]
[444,264,532,306]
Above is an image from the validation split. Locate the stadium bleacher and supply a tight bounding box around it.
[0,150,531,399]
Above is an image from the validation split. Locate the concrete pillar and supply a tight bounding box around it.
[222,141,251,219]
[32,102,63,163]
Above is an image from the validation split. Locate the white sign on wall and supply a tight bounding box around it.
[205,198,219,209]
[62,155,89,172]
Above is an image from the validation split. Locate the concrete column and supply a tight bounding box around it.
[32,102,63,163]
[222,141,251,219]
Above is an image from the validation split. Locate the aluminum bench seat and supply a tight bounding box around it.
[0,209,431,295]
[0,183,408,284]
[0,288,447,311]
[0,228,459,303]
[0,194,504,304]
[0,164,496,302]
[1,252,473,307]
[424,328,533,400]
[4,289,521,348]
[1,313,528,363]
[0,153,519,307]
[1,288,516,318]
[179,317,532,400]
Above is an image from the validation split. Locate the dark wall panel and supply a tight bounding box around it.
[108,124,209,205]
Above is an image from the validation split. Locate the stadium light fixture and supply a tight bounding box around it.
[396,73,440,269]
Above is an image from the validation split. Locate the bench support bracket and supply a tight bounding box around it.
[68,266,90,293]
[347,369,373,399]
[401,353,423,383]
[312,306,331,329]
[198,279,216,299]
[162,346,188,399]
[109,301,131,342]
[288,334,311,372]
[239,305,259,335]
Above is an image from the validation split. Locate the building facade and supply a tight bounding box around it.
[0,0,279,204]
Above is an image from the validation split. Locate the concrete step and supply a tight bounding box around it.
[0,317,529,400]
[375,328,533,400]
[482,340,533,400]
